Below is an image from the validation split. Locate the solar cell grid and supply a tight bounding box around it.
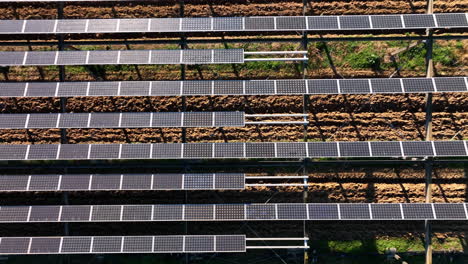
[182,17,211,31]
[26,82,56,97]
[152,174,183,190]
[92,236,122,253]
[183,112,213,127]
[307,142,339,157]
[433,203,467,219]
[245,80,275,94]
[87,19,117,33]
[402,78,435,93]
[57,82,88,96]
[153,236,183,252]
[0,52,25,66]
[370,78,403,93]
[402,204,435,219]
[182,49,212,64]
[308,204,339,220]
[149,18,180,32]
[214,112,245,127]
[123,236,153,253]
[214,143,245,158]
[213,49,244,64]
[0,114,27,129]
[87,50,119,64]
[214,173,245,189]
[246,143,275,158]
[0,82,25,97]
[185,236,215,252]
[277,203,308,220]
[339,16,371,29]
[91,205,121,221]
[0,206,29,222]
[122,205,152,221]
[56,51,87,65]
[28,174,60,191]
[276,17,307,30]
[403,14,436,28]
[244,17,275,30]
[61,237,92,253]
[215,204,245,220]
[433,141,467,156]
[89,144,120,159]
[152,112,182,127]
[213,80,243,95]
[0,237,30,254]
[120,81,151,96]
[184,173,213,189]
[246,204,276,220]
[370,204,403,220]
[183,143,213,158]
[60,206,91,221]
[88,82,119,96]
[435,13,468,27]
[119,19,149,32]
[339,204,371,220]
[25,51,56,65]
[29,237,61,253]
[370,141,402,157]
[0,175,28,191]
[184,204,214,220]
[276,142,307,157]
[434,77,467,92]
[151,143,182,158]
[213,17,243,31]
[338,142,371,157]
[121,174,152,189]
[60,174,90,190]
[401,141,434,157]
[120,112,151,128]
[119,50,151,64]
[59,113,88,128]
[307,16,339,30]
[152,205,183,220]
[339,79,371,94]
[27,144,58,160]
[216,235,246,252]
[370,15,403,29]
[90,174,121,190]
[0,20,23,33]
[56,19,86,33]
[29,206,60,222]
[276,80,307,94]
[308,79,339,94]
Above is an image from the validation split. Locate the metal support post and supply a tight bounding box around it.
[302,2,309,264]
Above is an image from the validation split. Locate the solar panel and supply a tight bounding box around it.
[0,78,465,98]
[403,14,436,28]
[215,204,245,220]
[401,141,434,157]
[277,203,308,220]
[435,13,468,28]
[307,16,339,30]
[338,142,371,157]
[185,236,215,252]
[371,15,403,29]
[402,203,435,219]
[339,16,371,29]
[433,203,467,219]
[0,49,244,66]
[29,237,61,254]
[433,141,467,156]
[370,141,402,157]
[339,204,371,220]
[184,204,214,220]
[308,204,339,220]
[370,204,403,220]
[246,204,276,220]
[276,17,307,30]
[307,142,339,157]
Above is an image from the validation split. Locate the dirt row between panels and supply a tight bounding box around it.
[0,0,466,19]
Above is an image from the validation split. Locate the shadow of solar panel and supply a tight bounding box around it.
[307,142,338,157]
[60,206,91,221]
[370,79,403,93]
[122,205,152,221]
[57,82,88,97]
[434,77,467,92]
[0,52,25,66]
[216,235,246,252]
[89,144,120,159]
[0,20,23,33]
[60,174,90,190]
[402,78,434,93]
[339,79,370,94]
[120,113,151,127]
[120,144,151,159]
[434,203,466,219]
[121,174,152,189]
[0,114,27,129]
[246,204,276,220]
[184,143,213,158]
[215,173,245,189]
[27,113,57,128]
[58,144,89,159]
[0,175,28,191]
[308,79,339,94]
[88,82,119,96]
[339,142,370,157]
[277,17,306,30]
[56,51,87,65]
[154,236,183,252]
[59,113,87,128]
[402,204,434,219]
[91,174,120,190]
[370,204,402,220]
[27,144,58,160]
[0,206,29,222]
[214,143,244,158]
[28,174,60,190]
[182,17,211,31]
[87,19,117,32]
[88,50,119,64]
[0,145,27,160]
[215,204,244,220]
[123,236,153,253]
[245,80,275,94]
[340,16,371,29]
[183,49,211,64]
[214,112,244,127]
[435,13,468,27]
[214,49,244,63]
[185,205,214,220]
[213,80,243,95]
[370,15,403,29]
[120,50,151,64]
[89,113,120,128]
[61,237,92,253]
[92,237,122,253]
[402,141,434,157]
[186,236,215,252]
[0,237,29,254]
[244,17,275,30]
[150,18,180,32]
[152,174,183,190]
[276,142,307,157]
[340,204,371,220]
[0,82,25,97]
[152,205,183,220]
[119,19,149,32]
[30,237,61,253]
[277,80,307,94]
[120,81,151,96]
[184,112,213,127]
[151,112,181,127]
[91,205,121,221]
[403,14,435,28]
[308,204,339,220]
[25,51,56,65]
[29,206,60,222]
[434,141,466,156]
[56,20,86,33]
[213,17,243,31]
[27,82,57,97]
[277,204,307,220]
[246,143,275,158]
[151,50,181,64]
[307,16,339,30]
[184,173,213,189]
[370,141,402,157]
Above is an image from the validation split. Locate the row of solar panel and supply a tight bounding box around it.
[0,235,246,254]
[0,49,244,66]
[0,14,466,34]
[0,173,245,191]
[0,77,465,98]
[0,112,245,129]
[0,203,466,222]
[0,141,465,160]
